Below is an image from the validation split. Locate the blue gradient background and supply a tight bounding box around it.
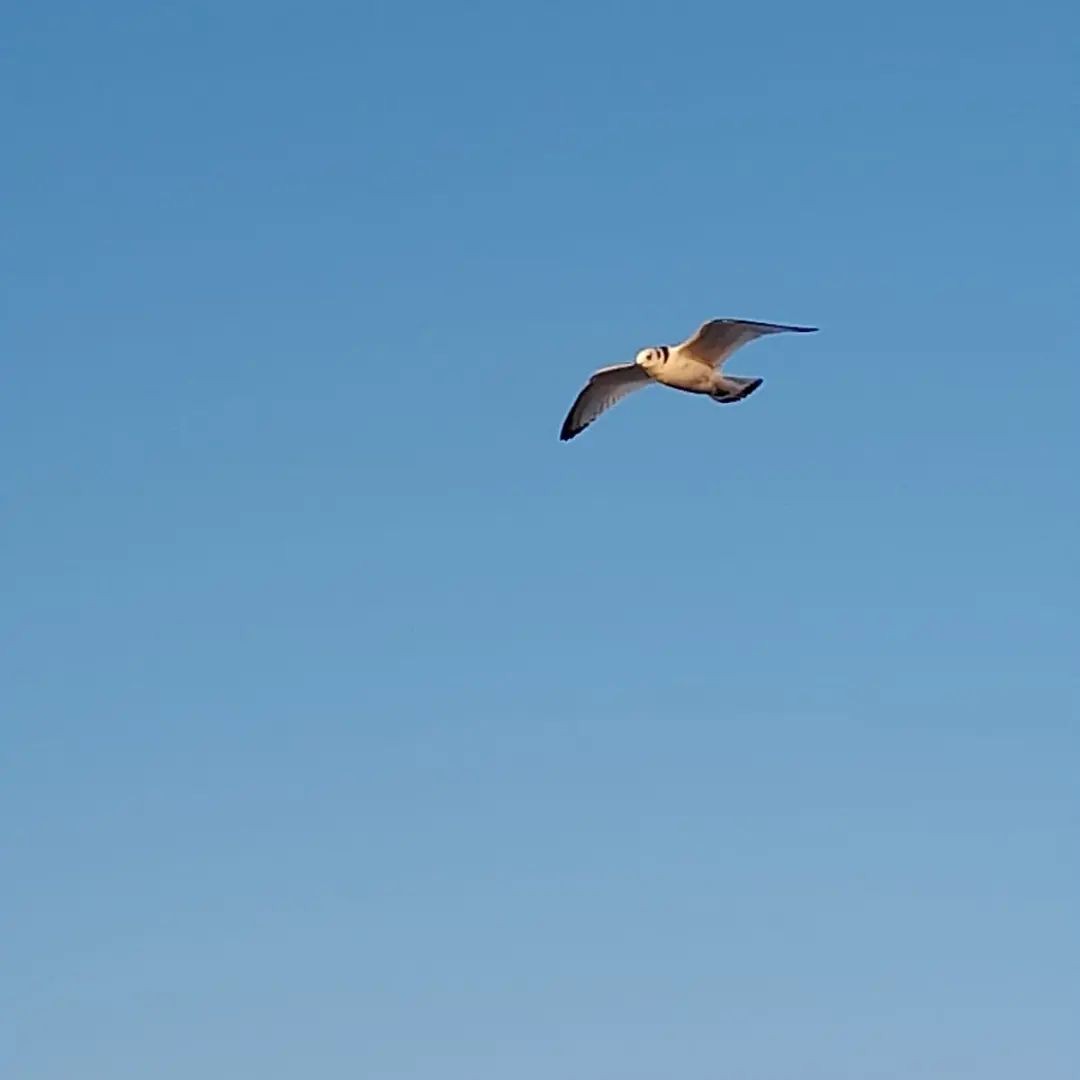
[4,2,1077,1078]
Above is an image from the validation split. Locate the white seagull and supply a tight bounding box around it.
[559,318,818,442]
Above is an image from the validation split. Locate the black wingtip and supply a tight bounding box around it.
[560,413,590,441]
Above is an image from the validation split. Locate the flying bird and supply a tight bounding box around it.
[559,318,818,442]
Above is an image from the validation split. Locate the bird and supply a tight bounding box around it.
[559,318,818,442]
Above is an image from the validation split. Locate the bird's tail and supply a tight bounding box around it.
[710,375,763,403]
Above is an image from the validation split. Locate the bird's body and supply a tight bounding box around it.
[559,317,817,441]
[647,352,720,395]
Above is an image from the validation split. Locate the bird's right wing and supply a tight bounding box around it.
[559,363,653,441]
[678,319,818,368]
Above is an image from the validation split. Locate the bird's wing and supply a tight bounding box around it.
[559,363,653,441]
[676,319,818,368]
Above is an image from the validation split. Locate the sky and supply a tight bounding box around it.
[3,1,1078,1077]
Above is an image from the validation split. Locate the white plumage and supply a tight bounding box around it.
[559,318,818,442]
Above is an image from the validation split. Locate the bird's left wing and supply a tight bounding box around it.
[559,363,653,442]
[677,319,818,368]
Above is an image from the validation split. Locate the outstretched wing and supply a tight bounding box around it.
[677,319,817,368]
[559,363,653,442]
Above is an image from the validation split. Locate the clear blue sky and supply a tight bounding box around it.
[4,2,1078,1077]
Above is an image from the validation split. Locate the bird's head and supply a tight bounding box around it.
[635,346,667,371]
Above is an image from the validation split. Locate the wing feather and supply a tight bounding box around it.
[677,318,817,368]
[559,363,652,442]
